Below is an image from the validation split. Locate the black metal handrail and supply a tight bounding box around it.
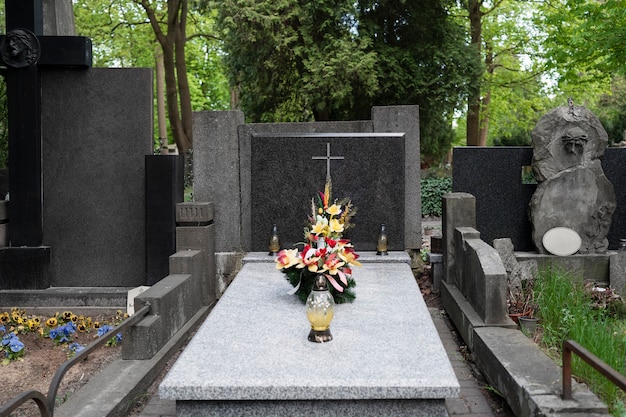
[562,339,626,400]
[0,303,151,417]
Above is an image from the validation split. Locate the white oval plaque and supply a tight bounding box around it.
[542,227,582,256]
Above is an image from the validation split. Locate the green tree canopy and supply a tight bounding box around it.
[217,0,378,122]
[540,0,626,81]
[216,0,479,162]
[357,0,479,161]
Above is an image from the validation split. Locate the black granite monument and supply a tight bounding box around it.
[0,0,91,288]
[0,0,92,246]
[247,133,406,251]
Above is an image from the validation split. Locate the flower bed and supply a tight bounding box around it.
[0,308,127,416]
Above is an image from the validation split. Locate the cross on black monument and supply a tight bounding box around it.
[0,0,92,246]
[312,142,344,180]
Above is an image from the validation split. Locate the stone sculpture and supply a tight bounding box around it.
[529,102,616,254]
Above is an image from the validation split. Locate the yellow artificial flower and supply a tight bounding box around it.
[326,204,342,216]
[322,257,345,275]
[329,218,344,234]
[339,249,362,267]
[311,217,329,235]
[304,256,321,273]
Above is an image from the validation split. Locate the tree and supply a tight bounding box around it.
[73,0,229,152]
[463,0,485,146]
[458,0,546,146]
[468,0,553,146]
[217,0,478,162]
[356,0,479,161]
[131,0,193,154]
[217,0,378,122]
[540,0,626,81]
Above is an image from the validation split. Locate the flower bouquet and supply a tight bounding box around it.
[275,179,360,303]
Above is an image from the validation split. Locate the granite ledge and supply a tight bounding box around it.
[245,251,411,264]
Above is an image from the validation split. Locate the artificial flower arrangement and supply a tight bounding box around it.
[275,179,360,303]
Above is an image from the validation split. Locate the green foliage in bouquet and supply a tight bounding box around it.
[283,267,356,304]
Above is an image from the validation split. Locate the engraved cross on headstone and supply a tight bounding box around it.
[312,142,344,180]
[0,0,92,246]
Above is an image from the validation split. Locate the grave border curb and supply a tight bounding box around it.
[54,304,212,417]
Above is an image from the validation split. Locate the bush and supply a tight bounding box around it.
[420,176,452,217]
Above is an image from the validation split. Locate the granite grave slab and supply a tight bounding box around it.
[159,253,459,417]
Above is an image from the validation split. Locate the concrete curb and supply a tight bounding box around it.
[442,286,610,417]
[55,304,212,417]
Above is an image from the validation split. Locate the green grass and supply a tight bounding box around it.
[535,268,626,415]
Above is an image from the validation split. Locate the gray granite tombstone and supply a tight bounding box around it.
[43,0,76,36]
[194,106,421,253]
[42,68,153,287]
[243,133,405,251]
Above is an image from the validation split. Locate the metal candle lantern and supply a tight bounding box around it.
[376,223,388,255]
[268,224,280,255]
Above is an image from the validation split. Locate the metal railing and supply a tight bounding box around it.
[0,303,151,417]
[562,339,626,400]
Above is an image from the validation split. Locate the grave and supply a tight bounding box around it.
[160,253,459,416]
[0,0,185,296]
[161,105,458,415]
[452,105,626,288]
[193,106,421,293]
[453,146,626,252]
[529,104,616,254]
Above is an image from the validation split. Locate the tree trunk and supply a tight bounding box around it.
[478,46,494,146]
[174,0,193,152]
[155,48,168,147]
[466,0,483,146]
[138,0,192,154]
[478,89,490,146]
